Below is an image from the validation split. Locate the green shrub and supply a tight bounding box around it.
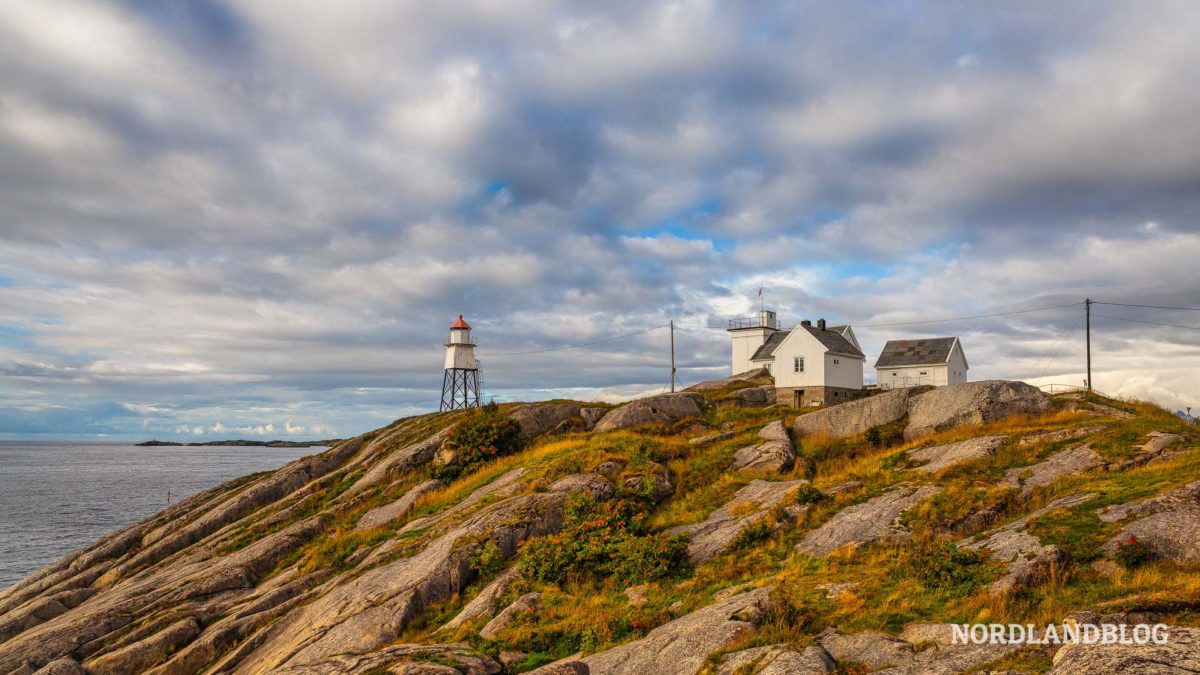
[519,494,689,584]
[899,542,998,596]
[470,539,507,578]
[431,408,523,481]
[792,483,825,505]
[731,520,772,550]
[1114,535,1152,568]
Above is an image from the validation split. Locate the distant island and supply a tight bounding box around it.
[136,439,342,448]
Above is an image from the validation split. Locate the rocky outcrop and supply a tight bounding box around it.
[1019,425,1107,446]
[593,393,705,432]
[963,529,1067,594]
[548,474,615,501]
[730,421,796,474]
[725,385,775,407]
[346,427,452,498]
[582,587,772,675]
[1098,479,1200,523]
[686,368,770,391]
[1102,507,1200,565]
[1106,431,1187,472]
[815,628,914,670]
[479,592,540,640]
[796,484,940,557]
[440,567,522,633]
[400,468,527,535]
[270,643,502,674]
[906,436,1005,473]
[528,661,589,675]
[234,489,582,672]
[872,643,1023,675]
[510,403,583,440]
[1047,625,1200,674]
[667,480,808,563]
[904,380,1053,440]
[716,644,834,674]
[355,479,443,531]
[793,389,911,439]
[1003,445,1103,496]
[83,617,201,675]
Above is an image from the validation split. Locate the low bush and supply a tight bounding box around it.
[899,542,999,597]
[1114,535,1152,568]
[519,494,690,584]
[431,407,523,482]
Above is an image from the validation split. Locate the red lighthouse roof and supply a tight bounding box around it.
[450,314,471,330]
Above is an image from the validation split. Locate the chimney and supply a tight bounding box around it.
[800,320,811,327]
[817,318,826,330]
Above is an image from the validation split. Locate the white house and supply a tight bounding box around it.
[874,337,968,389]
[728,311,865,406]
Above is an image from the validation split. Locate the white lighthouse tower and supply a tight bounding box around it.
[440,314,482,411]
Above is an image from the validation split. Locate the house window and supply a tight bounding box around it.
[920,371,927,376]
[833,359,840,365]
[892,372,898,376]
[794,357,804,373]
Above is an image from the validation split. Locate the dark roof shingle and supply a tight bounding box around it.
[750,330,788,361]
[798,325,864,357]
[874,337,957,368]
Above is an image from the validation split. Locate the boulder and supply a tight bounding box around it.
[622,472,674,503]
[500,650,528,668]
[1102,507,1200,565]
[794,388,911,439]
[580,407,607,429]
[548,474,615,501]
[1047,625,1200,674]
[726,385,775,407]
[815,628,914,670]
[440,567,522,632]
[1003,445,1103,496]
[667,480,808,563]
[730,422,796,474]
[33,658,85,675]
[624,585,648,607]
[582,587,772,675]
[906,436,1006,473]
[355,479,443,531]
[593,393,705,432]
[796,484,941,557]
[904,380,1052,440]
[510,403,583,440]
[686,368,770,391]
[479,592,540,640]
[871,643,1025,675]
[689,430,736,446]
[716,644,834,674]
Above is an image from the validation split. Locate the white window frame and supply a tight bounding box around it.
[794,356,804,373]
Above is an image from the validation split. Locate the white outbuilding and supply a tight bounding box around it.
[874,337,968,389]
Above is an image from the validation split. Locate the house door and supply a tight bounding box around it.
[793,390,803,407]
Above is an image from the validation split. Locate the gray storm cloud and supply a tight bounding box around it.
[0,0,1197,439]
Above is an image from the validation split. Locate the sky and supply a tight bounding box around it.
[1,0,1199,441]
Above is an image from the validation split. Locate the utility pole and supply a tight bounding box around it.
[669,320,676,393]
[1085,298,1092,393]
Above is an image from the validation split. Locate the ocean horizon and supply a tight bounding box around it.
[0,441,317,590]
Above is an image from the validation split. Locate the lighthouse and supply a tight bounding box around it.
[439,314,482,411]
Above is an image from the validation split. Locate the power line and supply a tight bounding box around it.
[1092,314,1200,331]
[1093,301,1200,312]
[854,301,1083,328]
[476,325,666,356]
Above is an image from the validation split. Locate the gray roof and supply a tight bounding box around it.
[750,330,788,361]
[798,324,864,357]
[752,325,864,361]
[875,337,957,368]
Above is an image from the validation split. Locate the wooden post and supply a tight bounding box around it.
[670,320,676,393]
[1085,298,1092,393]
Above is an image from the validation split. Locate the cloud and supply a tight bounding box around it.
[0,0,1198,440]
